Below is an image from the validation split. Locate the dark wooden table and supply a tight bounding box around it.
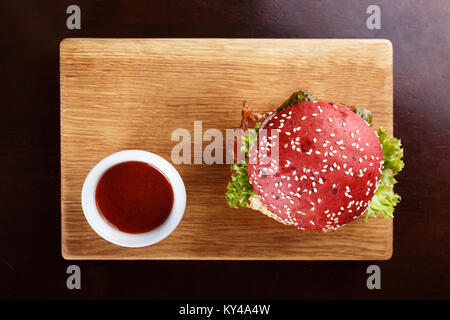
[1,0,449,299]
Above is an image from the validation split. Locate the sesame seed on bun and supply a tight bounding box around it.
[247,101,383,231]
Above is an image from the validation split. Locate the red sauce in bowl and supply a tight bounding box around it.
[95,161,174,234]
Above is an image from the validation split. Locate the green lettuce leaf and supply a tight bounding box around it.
[365,128,404,220]
[240,125,259,154]
[365,169,401,220]
[226,160,254,208]
[225,124,260,208]
[377,128,405,173]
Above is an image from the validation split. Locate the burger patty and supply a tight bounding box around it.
[247,101,383,231]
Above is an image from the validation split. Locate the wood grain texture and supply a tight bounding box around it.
[60,39,393,260]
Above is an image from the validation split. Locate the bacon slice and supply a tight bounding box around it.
[240,100,267,130]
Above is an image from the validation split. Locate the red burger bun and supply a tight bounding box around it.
[247,101,383,231]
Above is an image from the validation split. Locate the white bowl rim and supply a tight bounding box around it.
[81,150,186,248]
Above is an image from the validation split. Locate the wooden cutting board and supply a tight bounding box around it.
[60,38,393,260]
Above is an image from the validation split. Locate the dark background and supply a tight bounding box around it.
[1,0,449,299]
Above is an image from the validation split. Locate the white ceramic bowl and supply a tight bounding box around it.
[81,150,186,248]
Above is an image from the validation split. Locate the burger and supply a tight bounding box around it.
[226,91,404,231]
